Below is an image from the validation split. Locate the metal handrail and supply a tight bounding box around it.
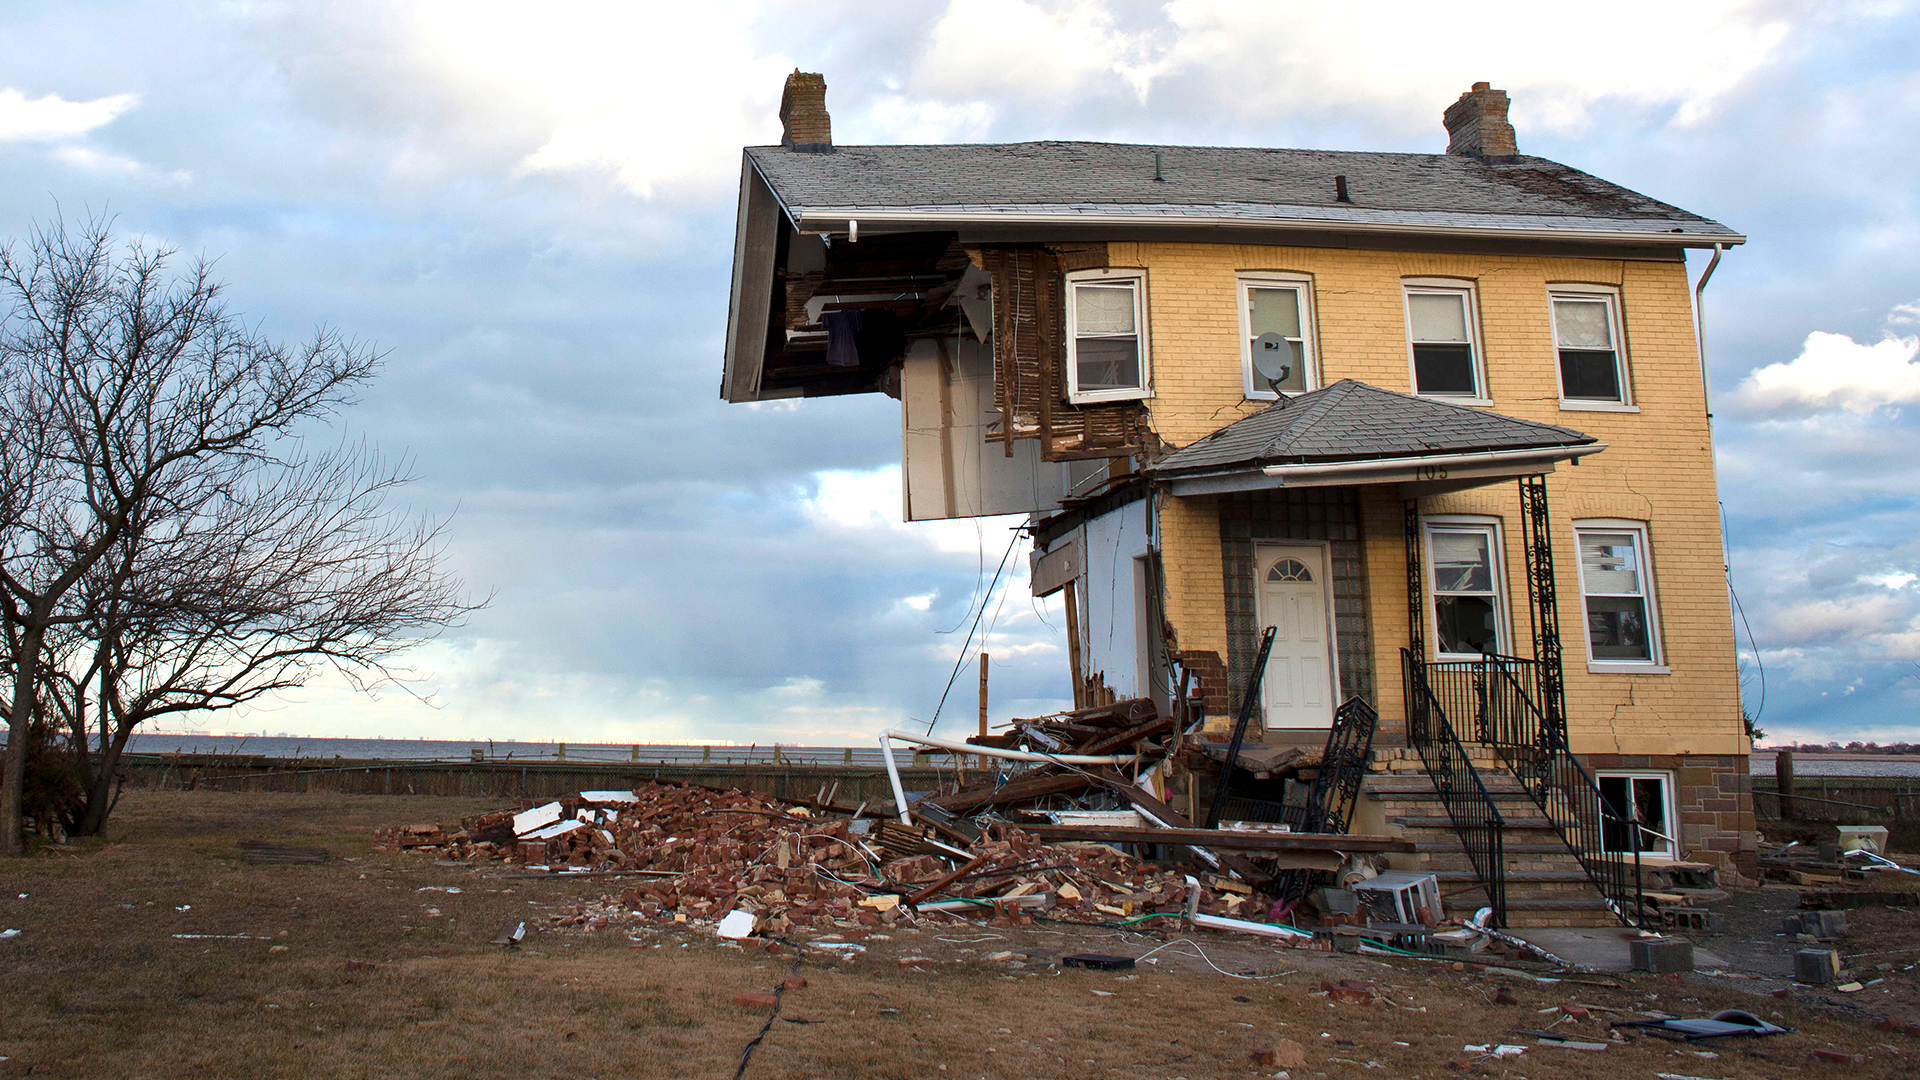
[1402,649,1508,928]
[1475,658,1646,928]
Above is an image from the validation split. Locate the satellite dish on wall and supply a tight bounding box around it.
[1252,332,1293,391]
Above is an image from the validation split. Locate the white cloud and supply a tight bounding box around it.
[905,0,1791,133]
[1731,330,1920,415]
[47,144,190,185]
[413,0,794,199]
[913,0,1163,104]
[0,87,137,141]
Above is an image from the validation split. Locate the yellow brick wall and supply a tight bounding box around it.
[1132,241,1745,756]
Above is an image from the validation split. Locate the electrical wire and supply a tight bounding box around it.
[927,527,1022,732]
[1132,937,1293,980]
[1719,500,1766,725]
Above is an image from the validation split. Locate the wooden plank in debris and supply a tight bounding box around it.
[1091,775,1274,884]
[1015,824,1414,853]
[1078,716,1175,757]
[921,772,1093,814]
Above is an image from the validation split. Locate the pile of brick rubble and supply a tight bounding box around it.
[378,781,1269,935]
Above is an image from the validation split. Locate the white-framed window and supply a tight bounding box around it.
[1424,518,1508,658]
[1596,771,1677,858]
[1237,274,1317,399]
[1403,279,1487,402]
[1065,269,1149,403]
[1573,520,1665,671]
[1549,286,1633,409]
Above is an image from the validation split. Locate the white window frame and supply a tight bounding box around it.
[1064,268,1150,404]
[1237,272,1319,401]
[1423,516,1510,660]
[1595,770,1679,859]
[1403,278,1490,405]
[1572,519,1668,674]
[1548,285,1637,413]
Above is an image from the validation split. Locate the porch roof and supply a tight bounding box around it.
[1145,380,1603,496]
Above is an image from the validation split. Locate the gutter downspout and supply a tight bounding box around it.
[1693,243,1725,420]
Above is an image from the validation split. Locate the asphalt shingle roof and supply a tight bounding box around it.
[1146,380,1596,477]
[746,142,1740,241]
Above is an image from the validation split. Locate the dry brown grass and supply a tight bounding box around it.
[0,790,1912,1079]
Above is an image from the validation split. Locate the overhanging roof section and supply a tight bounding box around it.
[745,141,1745,248]
[1144,380,1604,497]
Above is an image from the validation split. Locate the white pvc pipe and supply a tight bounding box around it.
[883,728,1140,766]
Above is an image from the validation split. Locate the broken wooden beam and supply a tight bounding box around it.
[1078,715,1176,757]
[921,772,1093,814]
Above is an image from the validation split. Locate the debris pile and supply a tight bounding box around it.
[380,780,1270,935]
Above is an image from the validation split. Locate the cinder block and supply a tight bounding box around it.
[1630,936,1693,974]
[1802,909,1847,938]
[1795,948,1841,985]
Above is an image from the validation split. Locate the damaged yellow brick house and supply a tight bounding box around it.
[723,73,1754,925]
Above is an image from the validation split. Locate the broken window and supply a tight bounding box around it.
[1575,523,1661,666]
[1404,282,1484,399]
[1066,271,1148,402]
[1597,772,1675,856]
[1240,276,1314,398]
[1427,522,1504,657]
[1551,290,1628,404]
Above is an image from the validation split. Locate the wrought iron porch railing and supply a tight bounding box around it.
[1269,694,1380,906]
[1402,649,1508,928]
[1465,657,1646,928]
[1425,653,1542,747]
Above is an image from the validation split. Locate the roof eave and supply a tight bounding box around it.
[1156,442,1607,497]
[788,208,1744,249]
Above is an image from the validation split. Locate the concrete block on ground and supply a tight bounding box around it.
[1795,948,1841,985]
[1801,909,1847,938]
[1630,936,1693,974]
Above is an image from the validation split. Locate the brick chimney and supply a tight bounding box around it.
[780,70,832,153]
[1443,82,1517,158]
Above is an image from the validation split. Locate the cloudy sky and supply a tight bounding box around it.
[2,1,1916,747]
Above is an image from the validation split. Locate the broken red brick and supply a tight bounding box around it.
[733,992,779,1010]
[345,960,375,972]
[1492,989,1518,1005]
[1562,1004,1589,1019]
[782,974,807,991]
[1773,988,1792,999]
[1811,1049,1864,1065]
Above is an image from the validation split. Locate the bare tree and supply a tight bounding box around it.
[0,214,474,852]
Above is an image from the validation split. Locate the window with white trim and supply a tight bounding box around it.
[1574,522,1662,666]
[1404,281,1485,400]
[1065,270,1148,402]
[1550,288,1629,405]
[1597,772,1676,857]
[1238,275,1316,398]
[1426,520,1506,657]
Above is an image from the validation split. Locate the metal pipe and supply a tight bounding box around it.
[879,732,911,824]
[1693,243,1725,419]
[878,729,1139,825]
[881,729,1139,766]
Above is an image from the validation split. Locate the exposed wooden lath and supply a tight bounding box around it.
[983,245,1147,462]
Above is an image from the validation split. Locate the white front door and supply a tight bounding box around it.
[1256,545,1337,729]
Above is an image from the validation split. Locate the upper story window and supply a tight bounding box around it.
[1403,280,1487,402]
[1550,287,1632,408]
[1574,520,1665,671]
[1238,275,1316,399]
[1065,270,1149,403]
